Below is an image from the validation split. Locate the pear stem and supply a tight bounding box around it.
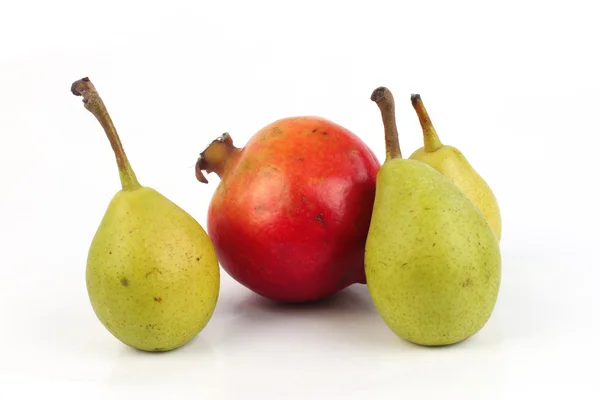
[411,94,443,152]
[71,77,141,191]
[371,87,402,160]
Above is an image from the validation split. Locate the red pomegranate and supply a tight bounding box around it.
[195,116,380,302]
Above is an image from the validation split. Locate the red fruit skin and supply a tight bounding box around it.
[207,117,380,302]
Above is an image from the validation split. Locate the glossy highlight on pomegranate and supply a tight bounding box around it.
[196,116,380,303]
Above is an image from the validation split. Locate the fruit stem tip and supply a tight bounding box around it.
[370,86,387,103]
[410,93,421,105]
[71,77,91,97]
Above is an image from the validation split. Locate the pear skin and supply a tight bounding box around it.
[408,94,502,241]
[87,188,220,351]
[365,87,502,346]
[72,78,220,352]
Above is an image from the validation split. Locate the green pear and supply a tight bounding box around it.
[365,87,502,346]
[408,94,502,241]
[71,77,220,352]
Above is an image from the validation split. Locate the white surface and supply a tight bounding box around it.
[1,0,599,399]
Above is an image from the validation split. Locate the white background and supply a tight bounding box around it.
[1,0,598,399]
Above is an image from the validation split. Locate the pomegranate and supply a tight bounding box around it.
[195,116,380,302]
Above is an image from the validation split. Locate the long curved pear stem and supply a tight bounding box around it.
[411,94,443,152]
[371,87,402,160]
[71,77,141,191]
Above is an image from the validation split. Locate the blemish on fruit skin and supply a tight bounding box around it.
[120,278,129,287]
[145,268,161,278]
[154,297,162,303]
[315,213,325,223]
[462,278,472,288]
[312,128,318,133]
[254,205,268,213]
[268,126,284,138]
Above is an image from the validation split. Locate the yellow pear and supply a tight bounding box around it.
[409,94,502,241]
[71,77,220,352]
[365,87,502,346]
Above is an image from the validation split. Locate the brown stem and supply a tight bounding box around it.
[195,133,241,183]
[411,94,443,152]
[371,87,402,160]
[71,77,140,190]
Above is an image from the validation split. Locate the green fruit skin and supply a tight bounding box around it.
[409,146,502,241]
[86,187,220,352]
[365,159,501,346]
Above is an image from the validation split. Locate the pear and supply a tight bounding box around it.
[71,78,220,352]
[409,94,502,241]
[365,87,501,346]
